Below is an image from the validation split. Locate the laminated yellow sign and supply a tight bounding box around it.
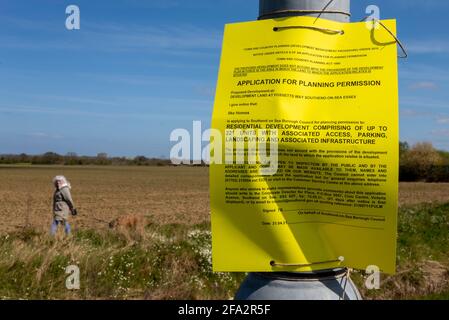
[210,17,399,274]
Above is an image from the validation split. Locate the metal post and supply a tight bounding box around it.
[259,0,350,22]
[235,0,361,300]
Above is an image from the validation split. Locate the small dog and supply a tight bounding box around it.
[109,214,147,242]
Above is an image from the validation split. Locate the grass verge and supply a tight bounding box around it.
[353,202,449,299]
[0,202,448,299]
[0,222,244,299]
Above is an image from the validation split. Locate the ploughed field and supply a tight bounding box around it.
[0,165,209,234]
[1,165,449,234]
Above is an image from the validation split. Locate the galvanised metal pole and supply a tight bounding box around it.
[259,0,350,22]
[235,0,361,300]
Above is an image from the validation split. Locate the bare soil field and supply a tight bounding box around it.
[1,165,449,234]
[0,165,209,234]
[399,182,449,206]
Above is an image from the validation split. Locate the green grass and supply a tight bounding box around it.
[353,203,449,300]
[398,203,449,261]
[0,223,245,300]
[0,203,448,299]
[421,291,449,300]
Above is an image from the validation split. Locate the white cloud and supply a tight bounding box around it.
[193,85,216,98]
[407,40,449,54]
[34,95,119,106]
[409,81,438,90]
[392,0,449,12]
[431,129,449,137]
[401,97,449,110]
[87,23,221,51]
[0,97,212,118]
[0,21,223,55]
[29,132,63,139]
[436,118,449,124]
[400,64,449,83]
[400,108,434,118]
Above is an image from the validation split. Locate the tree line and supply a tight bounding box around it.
[400,142,449,182]
[2,142,449,182]
[0,152,172,166]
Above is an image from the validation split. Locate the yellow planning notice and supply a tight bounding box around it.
[210,17,399,274]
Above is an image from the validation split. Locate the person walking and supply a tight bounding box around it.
[51,175,77,236]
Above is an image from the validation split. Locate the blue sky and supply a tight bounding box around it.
[0,0,448,157]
